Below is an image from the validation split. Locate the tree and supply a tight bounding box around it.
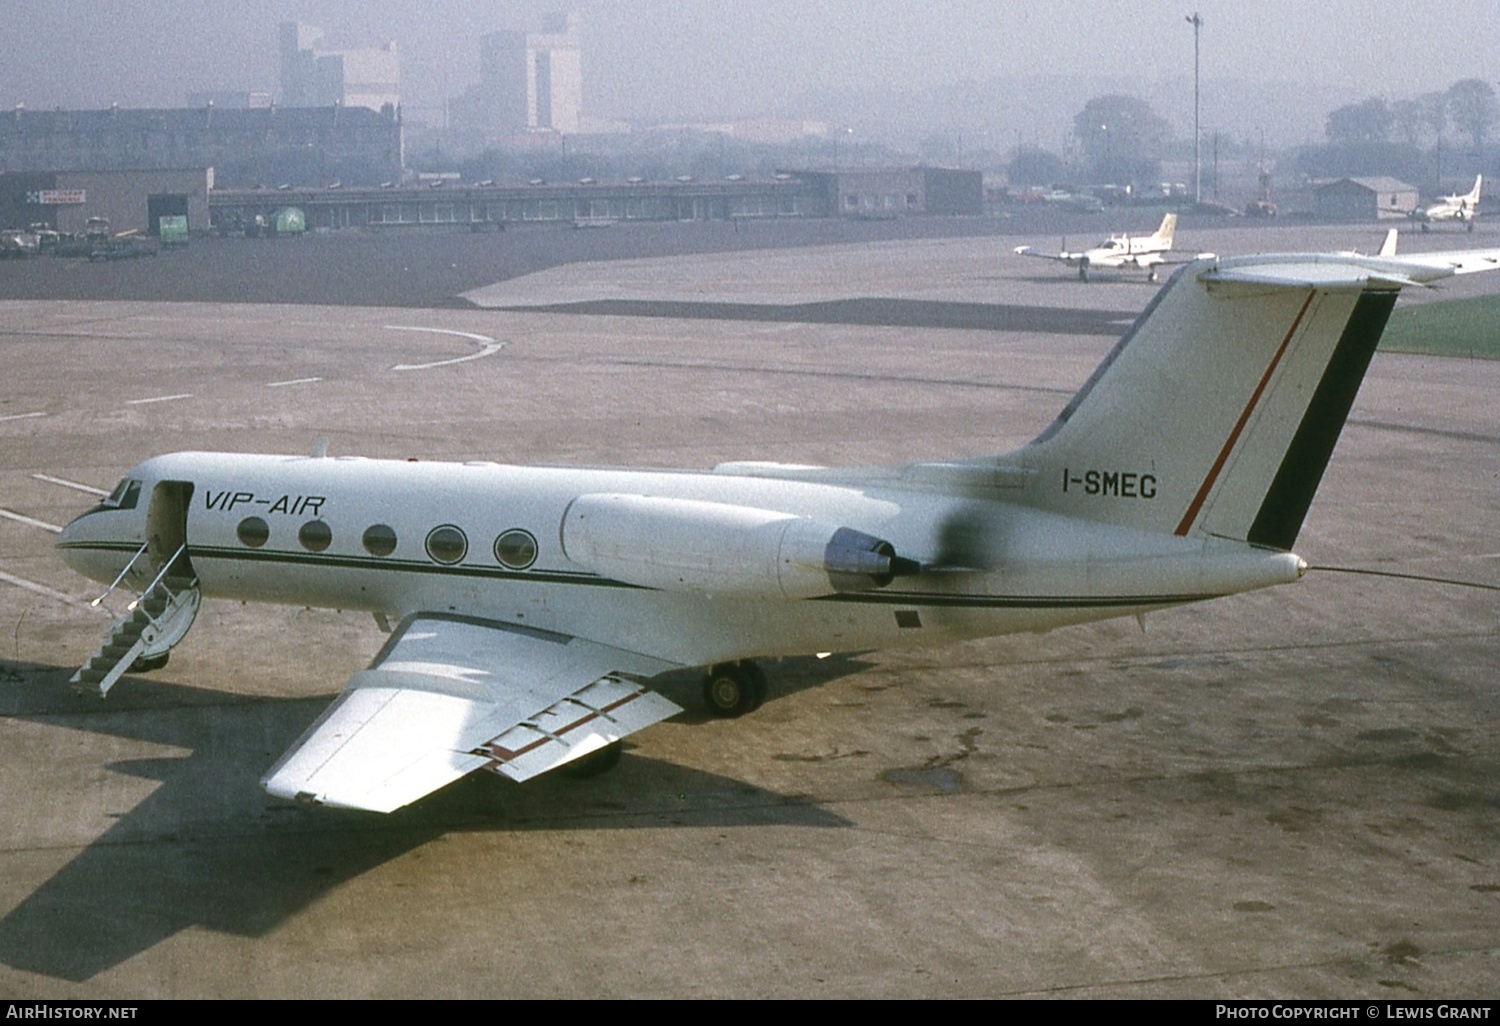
[1390,98,1428,147]
[1446,78,1497,159]
[1072,95,1170,185]
[1325,97,1393,145]
[1006,146,1065,187]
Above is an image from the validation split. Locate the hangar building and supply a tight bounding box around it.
[0,169,212,236]
[1314,177,1419,221]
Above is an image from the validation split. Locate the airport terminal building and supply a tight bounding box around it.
[205,167,983,232]
[0,99,979,236]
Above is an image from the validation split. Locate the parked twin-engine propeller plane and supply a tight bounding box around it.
[1414,175,1482,232]
[56,244,1500,813]
[1015,212,1183,281]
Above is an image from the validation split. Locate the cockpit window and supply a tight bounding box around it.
[95,479,142,512]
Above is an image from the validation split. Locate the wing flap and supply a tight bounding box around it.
[261,615,680,812]
[481,675,682,782]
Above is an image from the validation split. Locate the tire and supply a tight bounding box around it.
[702,662,766,718]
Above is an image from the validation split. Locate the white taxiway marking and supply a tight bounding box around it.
[0,569,97,610]
[0,412,47,422]
[385,325,505,371]
[126,393,192,405]
[32,474,109,496]
[0,508,63,533]
[267,377,323,388]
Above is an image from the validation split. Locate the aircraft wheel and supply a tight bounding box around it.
[1078,263,1089,282]
[562,740,623,779]
[702,661,767,718]
[1148,269,1159,282]
[129,652,170,673]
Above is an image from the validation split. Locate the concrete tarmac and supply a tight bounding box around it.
[0,221,1496,998]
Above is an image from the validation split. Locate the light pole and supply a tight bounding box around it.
[1186,12,1202,205]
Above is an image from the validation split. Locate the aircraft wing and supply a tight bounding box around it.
[1013,245,1080,264]
[261,614,682,813]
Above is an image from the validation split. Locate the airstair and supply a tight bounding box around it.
[71,541,201,699]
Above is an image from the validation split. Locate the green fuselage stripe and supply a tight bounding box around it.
[59,539,1220,611]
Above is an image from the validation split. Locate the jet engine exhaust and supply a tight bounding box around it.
[824,527,920,591]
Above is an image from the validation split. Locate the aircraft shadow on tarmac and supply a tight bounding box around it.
[0,656,860,982]
[494,297,1136,336]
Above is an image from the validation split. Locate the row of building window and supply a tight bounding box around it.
[234,516,538,570]
[354,195,810,225]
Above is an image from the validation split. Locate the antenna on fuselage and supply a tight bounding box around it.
[310,437,330,459]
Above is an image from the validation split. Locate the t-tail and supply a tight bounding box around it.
[1462,174,1483,206]
[1008,248,1500,551]
[1148,212,1177,249]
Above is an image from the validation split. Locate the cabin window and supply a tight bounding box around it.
[494,529,538,570]
[425,525,468,565]
[362,524,397,557]
[236,516,270,548]
[298,520,332,553]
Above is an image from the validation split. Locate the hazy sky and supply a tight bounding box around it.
[2,0,1495,144]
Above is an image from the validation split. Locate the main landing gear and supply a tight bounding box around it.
[701,661,767,718]
[562,740,624,778]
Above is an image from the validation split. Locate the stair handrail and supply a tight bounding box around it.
[90,539,151,608]
[126,543,192,616]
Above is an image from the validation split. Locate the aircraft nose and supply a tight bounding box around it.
[55,507,138,586]
[55,510,98,577]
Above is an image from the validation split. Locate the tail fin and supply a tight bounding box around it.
[1378,228,1398,257]
[1465,175,1482,204]
[1016,255,1419,550]
[1151,212,1177,248]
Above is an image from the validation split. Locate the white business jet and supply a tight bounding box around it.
[1015,212,1179,281]
[56,244,1500,813]
[1414,175,1481,232]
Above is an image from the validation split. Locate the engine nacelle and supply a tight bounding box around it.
[559,493,916,599]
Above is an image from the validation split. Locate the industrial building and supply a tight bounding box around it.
[0,105,403,188]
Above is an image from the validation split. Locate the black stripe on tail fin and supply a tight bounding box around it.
[1247,290,1397,550]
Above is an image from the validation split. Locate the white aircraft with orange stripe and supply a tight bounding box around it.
[56,244,1500,813]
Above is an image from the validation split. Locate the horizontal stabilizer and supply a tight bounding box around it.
[1017,244,1500,550]
[1200,250,1500,290]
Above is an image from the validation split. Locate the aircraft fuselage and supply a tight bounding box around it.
[58,451,1302,670]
